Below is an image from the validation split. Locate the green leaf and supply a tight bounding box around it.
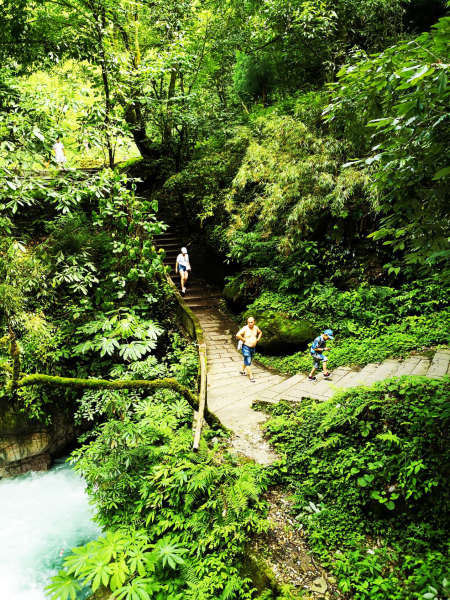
[44,570,82,600]
[33,127,45,142]
[432,166,450,180]
[99,337,120,357]
[64,543,96,576]
[407,64,433,84]
[437,69,448,94]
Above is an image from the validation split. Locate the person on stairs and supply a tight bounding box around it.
[52,137,67,167]
[175,247,191,293]
[236,316,262,383]
[308,329,333,381]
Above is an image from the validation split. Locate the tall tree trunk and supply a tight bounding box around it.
[92,5,115,169]
[164,68,177,142]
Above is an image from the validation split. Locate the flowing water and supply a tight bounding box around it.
[0,458,101,600]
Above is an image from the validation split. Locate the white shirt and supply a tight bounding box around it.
[176,253,190,268]
[53,141,66,162]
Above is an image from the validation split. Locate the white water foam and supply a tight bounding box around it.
[0,458,101,599]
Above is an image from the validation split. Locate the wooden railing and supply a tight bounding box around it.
[164,273,207,451]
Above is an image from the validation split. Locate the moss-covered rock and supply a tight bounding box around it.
[223,278,247,308]
[243,310,317,353]
[240,547,281,596]
[115,156,143,173]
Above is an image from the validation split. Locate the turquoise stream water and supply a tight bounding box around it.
[0,458,101,599]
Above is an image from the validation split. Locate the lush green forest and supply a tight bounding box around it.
[2,0,450,598]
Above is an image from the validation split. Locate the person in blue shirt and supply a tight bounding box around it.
[308,329,333,381]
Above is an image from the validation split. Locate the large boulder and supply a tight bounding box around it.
[223,278,247,308]
[242,310,317,353]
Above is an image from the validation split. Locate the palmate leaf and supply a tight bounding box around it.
[109,557,130,591]
[73,340,94,355]
[76,316,108,335]
[64,542,96,576]
[98,337,120,357]
[120,340,156,362]
[83,559,112,591]
[126,543,152,577]
[152,537,187,570]
[111,578,161,600]
[44,570,82,600]
[145,322,164,340]
[112,314,140,338]
[96,530,128,562]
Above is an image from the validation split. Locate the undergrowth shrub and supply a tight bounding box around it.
[265,377,450,599]
[253,276,450,373]
[258,313,450,374]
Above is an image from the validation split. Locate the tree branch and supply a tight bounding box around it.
[0,363,222,428]
[246,34,282,54]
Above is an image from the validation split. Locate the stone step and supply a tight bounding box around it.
[357,363,379,376]
[183,293,222,300]
[321,369,363,395]
[156,248,181,254]
[309,368,354,396]
[363,360,400,386]
[184,286,219,293]
[154,238,180,245]
[427,351,450,378]
[410,357,431,376]
[189,302,221,310]
[392,356,423,377]
[279,391,327,403]
[268,373,306,394]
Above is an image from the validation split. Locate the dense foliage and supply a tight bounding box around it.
[265,377,450,598]
[45,391,269,600]
[254,275,450,373]
[3,0,450,598]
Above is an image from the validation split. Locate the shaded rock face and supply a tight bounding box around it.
[243,310,317,353]
[0,405,83,478]
[223,279,247,308]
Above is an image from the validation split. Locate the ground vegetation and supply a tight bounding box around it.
[2,0,450,598]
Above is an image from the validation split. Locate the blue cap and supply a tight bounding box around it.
[323,329,334,339]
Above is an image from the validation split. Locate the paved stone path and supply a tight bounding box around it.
[195,308,285,464]
[155,232,450,464]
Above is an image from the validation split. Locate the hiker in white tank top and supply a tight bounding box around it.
[175,247,191,293]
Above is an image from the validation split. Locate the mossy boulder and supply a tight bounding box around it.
[240,548,280,595]
[223,278,247,308]
[243,310,317,353]
[115,156,143,173]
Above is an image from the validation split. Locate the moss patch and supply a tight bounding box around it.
[115,156,143,173]
[244,310,317,353]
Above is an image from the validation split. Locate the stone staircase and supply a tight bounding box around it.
[153,233,223,311]
[256,349,450,405]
